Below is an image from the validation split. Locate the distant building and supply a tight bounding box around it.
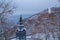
[48,7,51,14]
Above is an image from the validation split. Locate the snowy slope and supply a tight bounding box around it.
[23,7,60,40]
[5,7,60,40]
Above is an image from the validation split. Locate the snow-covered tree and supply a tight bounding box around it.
[0,0,16,40]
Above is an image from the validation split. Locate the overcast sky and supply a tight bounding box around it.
[13,0,59,15]
[6,0,59,25]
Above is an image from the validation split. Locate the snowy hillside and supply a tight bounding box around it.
[23,7,60,40]
[3,7,60,40]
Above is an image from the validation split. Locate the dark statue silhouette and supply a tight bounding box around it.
[16,15,26,40]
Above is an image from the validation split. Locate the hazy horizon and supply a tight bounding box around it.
[14,0,59,15]
[6,0,59,25]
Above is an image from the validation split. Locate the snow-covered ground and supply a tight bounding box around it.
[11,32,59,40]
[32,32,58,40]
[11,35,32,40]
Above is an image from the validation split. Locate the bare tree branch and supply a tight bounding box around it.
[0,0,16,40]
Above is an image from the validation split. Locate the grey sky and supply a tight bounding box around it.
[13,0,59,15]
[6,0,59,25]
